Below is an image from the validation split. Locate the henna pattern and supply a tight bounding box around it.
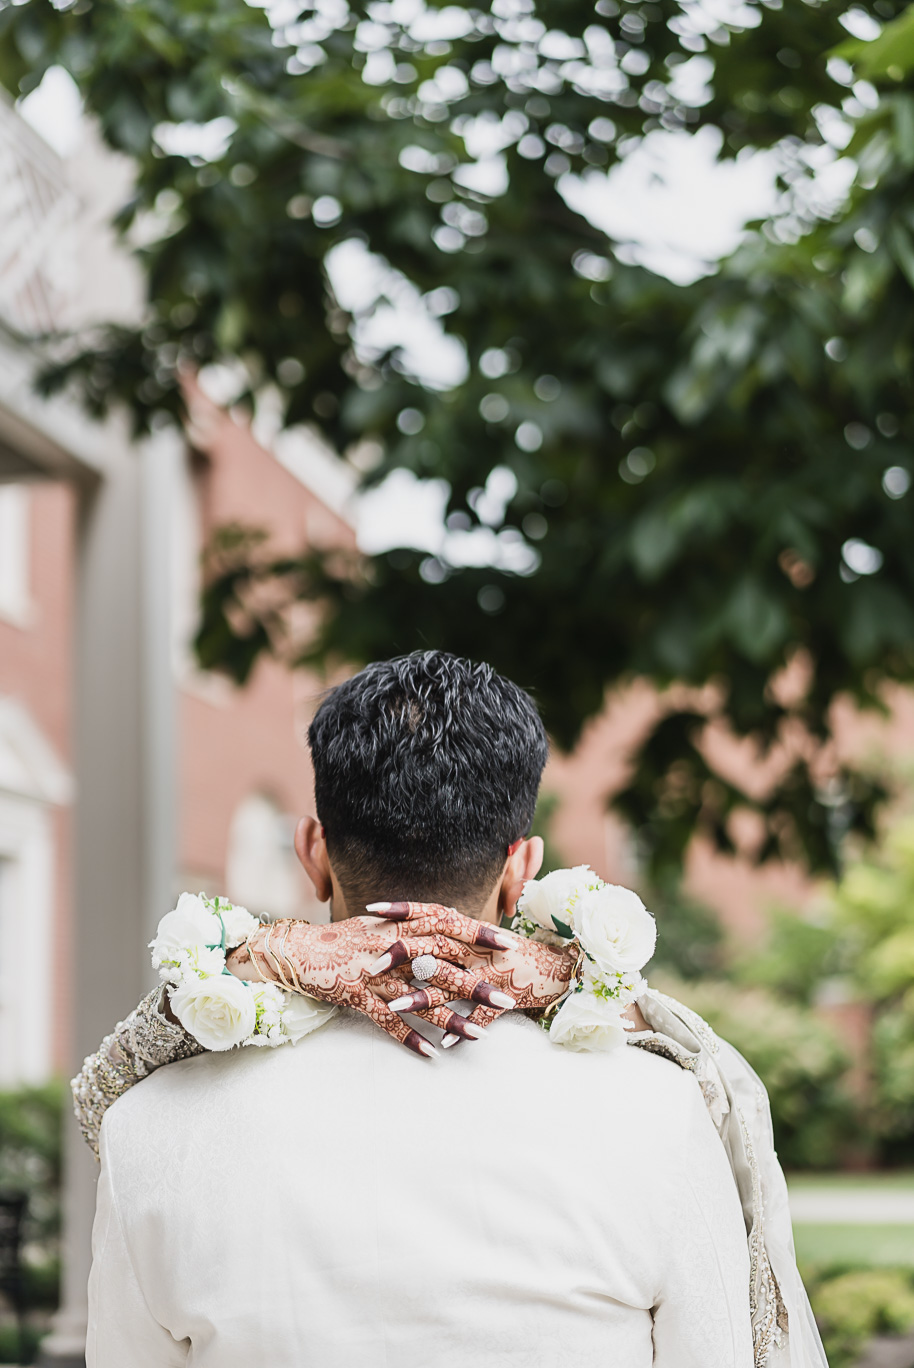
[415,924,577,1048]
[349,982,432,1057]
[362,904,574,1011]
[232,904,575,1055]
[235,915,515,1057]
[370,907,577,1048]
[238,918,413,997]
[374,933,490,973]
[367,972,481,1040]
[235,919,436,1056]
[390,967,514,1013]
[395,926,575,1011]
[375,902,510,952]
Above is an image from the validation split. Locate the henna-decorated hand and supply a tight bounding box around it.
[367,902,577,1049]
[230,906,513,1058]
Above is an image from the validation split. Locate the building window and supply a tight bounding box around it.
[0,485,30,625]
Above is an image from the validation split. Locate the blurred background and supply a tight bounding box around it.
[1,0,914,1361]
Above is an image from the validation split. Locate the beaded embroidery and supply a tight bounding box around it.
[736,1106,787,1365]
[71,988,203,1159]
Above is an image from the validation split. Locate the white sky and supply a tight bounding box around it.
[565,124,778,283]
[17,61,851,562]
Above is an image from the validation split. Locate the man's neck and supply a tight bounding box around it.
[330,876,502,925]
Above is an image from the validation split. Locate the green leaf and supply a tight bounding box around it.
[833,7,914,81]
[889,220,914,289]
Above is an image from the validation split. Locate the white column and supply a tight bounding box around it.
[38,433,179,1366]
[140,433,180,951]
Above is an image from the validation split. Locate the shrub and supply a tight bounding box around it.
[733,908,843,1006]
[0,1082,63,1316]
[827,817,914,1159]
[0,1322,42,1365]
[811,1268,914,1368]
[652,973,856,1168]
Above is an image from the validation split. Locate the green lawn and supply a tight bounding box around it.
[794,1223,914,1268]
[788,1172,914,1192]
[787,1175,914,1269]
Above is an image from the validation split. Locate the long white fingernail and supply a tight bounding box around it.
[387,996,412,1012]
[417,1039,439,1059]
[490,991,516,1010]
[365,901,391,912]
[369,952,393,974]
[463,1022,485,1039]
[441,1034,460,1049]
[492,931,513,949]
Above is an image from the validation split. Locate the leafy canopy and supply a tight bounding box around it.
[2,0,914,877]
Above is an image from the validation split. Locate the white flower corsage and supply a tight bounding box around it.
[149,892,335,1051]
[512,867,656,1053]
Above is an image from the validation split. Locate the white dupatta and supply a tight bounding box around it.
[631,989,829,1368]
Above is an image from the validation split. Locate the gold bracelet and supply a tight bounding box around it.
[268,921,298,994]
[262,921,294,991]
[244,930,269,983]
[275,921,303,994]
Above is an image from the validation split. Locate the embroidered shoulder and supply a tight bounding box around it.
[71,987,205,1160]
[628,1030,700,1072]
[126,987,204,1068]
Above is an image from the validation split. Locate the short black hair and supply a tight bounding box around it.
[308,651,548,913]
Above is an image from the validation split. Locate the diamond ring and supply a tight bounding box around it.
[411,954,438,982]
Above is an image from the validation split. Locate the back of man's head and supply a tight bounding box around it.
[308,651,548,914]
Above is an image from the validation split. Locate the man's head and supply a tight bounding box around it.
[296,651,548,920]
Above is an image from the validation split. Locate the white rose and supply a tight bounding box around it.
[219,902,260,948]
[169,974,256,1051]
[574,884,656,975]
[279,993,337,1044]
[518,865,596,935]
[548,989,628,1053]
[150,893,222,966]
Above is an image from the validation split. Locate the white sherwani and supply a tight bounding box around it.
[88,1011,754,1368]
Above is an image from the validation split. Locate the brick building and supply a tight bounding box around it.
[0,372,360,1088]
[0,91,363,1364]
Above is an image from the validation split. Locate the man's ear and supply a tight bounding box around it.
[497,836,544,922]
[294,816,332,903]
